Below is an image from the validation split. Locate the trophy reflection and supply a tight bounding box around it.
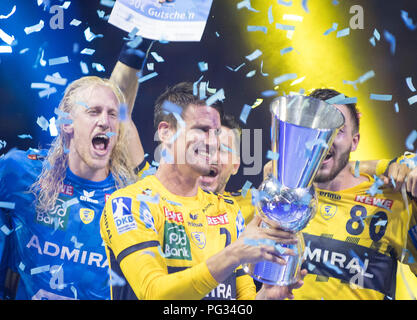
[243,95,344,285]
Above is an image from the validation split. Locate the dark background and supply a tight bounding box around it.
[0,0,416,191]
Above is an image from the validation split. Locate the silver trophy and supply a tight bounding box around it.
[243,95,344,285]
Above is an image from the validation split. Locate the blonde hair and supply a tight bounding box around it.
[31,76,138,213]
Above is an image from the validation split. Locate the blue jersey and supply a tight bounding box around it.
[0,149,116,300]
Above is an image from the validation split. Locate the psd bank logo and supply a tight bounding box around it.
[112,197,137,235]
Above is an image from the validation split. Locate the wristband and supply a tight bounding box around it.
[118,38,154,70]
[376,158,395,176]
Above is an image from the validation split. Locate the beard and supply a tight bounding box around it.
[314,146,351,183]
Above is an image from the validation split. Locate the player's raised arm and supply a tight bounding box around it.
[110,40,155,169]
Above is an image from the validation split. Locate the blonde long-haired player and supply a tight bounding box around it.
[0,42,150,300]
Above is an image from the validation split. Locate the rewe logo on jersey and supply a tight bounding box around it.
[111,197,137,235]
[80,190,99,204]
[206,213,229,226]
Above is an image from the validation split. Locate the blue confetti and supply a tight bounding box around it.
[30,265,50,275]
[302,0,309,13]
[370,93,392,101]
[261,90,278,97]
[246,70,256,78]
[268,5,274,24]
[84,27,103,42]
[55,118,73,126]
[354,160,360,178]
[408,95,417,105]
[0,201,15,209]
[118,103,128,122]
[278,0,292,6]
[37,116,49,131]
[336,28,350,38]
[239,104,252,124]
[325,93,345,104]
[401,10,417,31]
[151,52,164,63]
[237,0,259,12]
[138,72,158,83]
[162,100,183,115]
[136,193,160,204]
[49,56,69,66]
[358,70,375,83]
[373,28,381,41]
[405,130,417,151]
[367,175,384,196]
[266,150,279,161]
[161,148,174,164]
[369,37,376,47]
[280,47,293,55]
[260,60,269,76]
[165,199,183,206]
[245,49,263,61]
[273,73,297,85]
[275,23,295,31]
[349,250,364,268]
[105,132,116,138]
[247,25,267,34]
[205,88,225,106]
[0,5,16,19]
[323,23,338,36]
[198,61,208,72]
[323,261,343,275]
[80,48,95,55]
[24,20,45,35]
[226,62,246,72]
[241,180,253,198]
[406,77,416,92]
[383,30,396,55]
[394,102,399,113]
[17,134,32,139]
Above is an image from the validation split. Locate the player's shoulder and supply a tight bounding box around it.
[107,175,156,202]
[0,148,46,179]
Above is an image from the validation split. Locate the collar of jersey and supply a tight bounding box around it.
[65,167,115,189]
[315,172,373,194]
[147,175,204,206]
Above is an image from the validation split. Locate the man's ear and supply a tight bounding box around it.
[351,132,360,152]
[61,122,74,135]
[157,121,174,143]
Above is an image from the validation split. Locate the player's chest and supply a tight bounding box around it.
[306,192,397,246]
[159,205,236,263]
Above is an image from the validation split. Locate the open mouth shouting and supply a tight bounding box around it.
[91,133,111,156]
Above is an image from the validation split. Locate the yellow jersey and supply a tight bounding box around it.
[100,174,255,300]
[225,189,255,224]
[293,173,417,300]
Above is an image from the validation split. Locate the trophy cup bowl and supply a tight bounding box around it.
[243,95,344,286]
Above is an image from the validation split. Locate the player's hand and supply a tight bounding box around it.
[405,167,417,198]
[256,268,308,300]
[381,162,412,193]
[232,215,298,267]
